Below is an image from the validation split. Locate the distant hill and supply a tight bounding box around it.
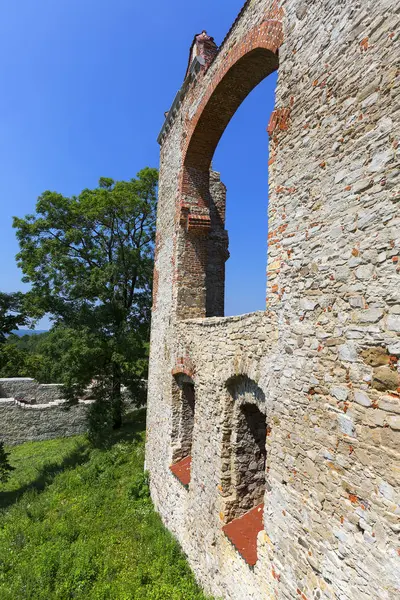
[11,330,48,337]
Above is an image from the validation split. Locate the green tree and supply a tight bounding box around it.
[0,343,30,378]
[0,333,47,379]
[0,291,36,379]
[0,292,29,343]
[6,331,48,352]
[14,169,158,436]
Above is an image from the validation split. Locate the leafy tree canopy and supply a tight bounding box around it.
[0,292,30,343]
[13,168,158,436]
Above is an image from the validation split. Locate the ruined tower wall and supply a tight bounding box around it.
[146,1,400,599]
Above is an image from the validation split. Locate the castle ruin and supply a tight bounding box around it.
[146,1,400,598]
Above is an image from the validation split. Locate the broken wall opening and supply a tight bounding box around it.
[221,376,267,523]
[221,375,268,566]
[170,375,196,487]
[235,403,267,514]
[171,375,196,462]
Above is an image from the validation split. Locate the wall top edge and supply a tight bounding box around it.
[0,378,35,382]
[0,397,95,409]
[178,309,278,327]
[157,0,251,146]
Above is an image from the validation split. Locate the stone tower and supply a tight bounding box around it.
[146,1,400,598]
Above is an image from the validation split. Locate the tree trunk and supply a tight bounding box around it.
[111,363,123,429]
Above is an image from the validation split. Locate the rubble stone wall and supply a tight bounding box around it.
[0,378,89,445]
[0,398,90,446]
[0,378,63,404]
[146,1,400,599]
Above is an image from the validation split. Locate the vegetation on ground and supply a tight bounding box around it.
[0,411,213,600]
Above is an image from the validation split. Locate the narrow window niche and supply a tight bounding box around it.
[221,376,267,566]
[170,375,196,488]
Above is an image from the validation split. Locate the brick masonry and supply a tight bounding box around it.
[146,1,400,599]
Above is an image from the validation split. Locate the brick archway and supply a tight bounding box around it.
[176,20,282,319]
[180,19,282,215]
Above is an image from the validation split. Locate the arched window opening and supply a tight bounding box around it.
[213,73,278,316]
[234,403,267,515]
[170,375,196,488]
[178,381,195,459]
[177,38,280,321]
[221,376,268,566]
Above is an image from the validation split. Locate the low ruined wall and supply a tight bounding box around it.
[0,377,142,445]
[0,377,89,445]
[0,378,63,404]
[35,384,63,404]
[0,398,90,446]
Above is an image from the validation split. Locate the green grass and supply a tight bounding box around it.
[0,411,213,600]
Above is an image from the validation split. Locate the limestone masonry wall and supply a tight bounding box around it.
[0,378,90,445]
[0,378,63,404]
[146,1,400,599]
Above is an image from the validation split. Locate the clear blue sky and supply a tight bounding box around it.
[0,0,277,328]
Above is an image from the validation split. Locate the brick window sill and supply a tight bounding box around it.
[222,503,264,566]
[169,455,191,488]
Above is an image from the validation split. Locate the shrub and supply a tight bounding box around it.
[0,441,14,484]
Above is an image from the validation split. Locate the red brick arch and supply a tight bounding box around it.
[171,357,195,379]
[180,19,283,211]
[175,18,283,320]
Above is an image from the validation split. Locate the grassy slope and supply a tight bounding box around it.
[0,411,213,600]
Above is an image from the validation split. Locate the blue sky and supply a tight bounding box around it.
[0,0,277,328]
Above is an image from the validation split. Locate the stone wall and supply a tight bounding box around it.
[0,378,90,445]
[0,378,63,404]
[0,398,90,446]
[146,1,400,600]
